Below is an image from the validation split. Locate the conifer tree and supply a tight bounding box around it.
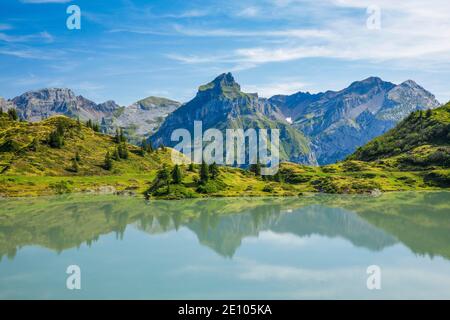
[200,161,209,184]
[104,151,113,170]
[113,147,120,161]
[209,162,219,179]
[71,159,79,173]
[171,164,183,184]
[157,165,170,192]
[7,108,18,121]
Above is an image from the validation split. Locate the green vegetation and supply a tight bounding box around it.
[0,110,449,198]
[350,102,450,170]
[7,109,18,121]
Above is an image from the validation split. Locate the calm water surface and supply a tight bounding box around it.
[0,192,449,299]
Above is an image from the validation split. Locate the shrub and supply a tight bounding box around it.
[262,184,274,192]
[0,139,21,152]
[49,181,72,194]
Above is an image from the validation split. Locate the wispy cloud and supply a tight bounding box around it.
[0,31,53,43]
[161,9,212,18]
[168,0,450,72]
[0,49,52,59]
[0,24,12,31]
[173,24,334,39]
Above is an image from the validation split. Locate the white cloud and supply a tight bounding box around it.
[242,231,311,246]
[168,0,450,72]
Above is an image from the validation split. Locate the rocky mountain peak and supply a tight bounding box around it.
[197,72,243,99]
[346,77,395,95]
[12,88,77,105]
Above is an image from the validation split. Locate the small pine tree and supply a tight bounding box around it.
[113,147,120,161]
[76,117,81,129]
[71,159,79,173]
[200,161,209,184]
[8,108,18,121]
[157,165,170,192]
[171,164,183,184]
[0,107,3,114]
[92,123,100,132]
[147,141,153,153]
[86,119,93,129]
[209,162,219,179]
[56,122,65,136]
[115,128,120,143]
[188,163,195,172]
[418,110,423,120]
[104,151,113,170]
[29,138,39,152]
[250,162,261,176]
[426,109,432,118]
[141,139,148,155]
[118,143,128,159]
[48,130,64,148]
[119,128,126,143]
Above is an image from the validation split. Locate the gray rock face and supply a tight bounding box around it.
[270,77,440,164]
[7,88,121,121]
[0,97,14,111]
[109,96,181,137]
[151,73,317,165]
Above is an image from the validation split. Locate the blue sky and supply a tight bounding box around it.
[1,0,450,105]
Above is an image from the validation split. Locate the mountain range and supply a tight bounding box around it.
[0,88,180,143]
[0,73,441,165]
[270,77,440,164]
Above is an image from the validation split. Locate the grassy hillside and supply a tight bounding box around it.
[350,102,450,168]
[0,113,448,198]
[0,115,170,176]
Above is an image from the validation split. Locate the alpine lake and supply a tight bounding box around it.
[0,191,449,299]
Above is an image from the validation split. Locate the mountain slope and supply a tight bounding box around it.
[105,96,181,141]
[0,114,168,176]
[270,77,440,164]
[349,102,450,170]
[151,73,317,165]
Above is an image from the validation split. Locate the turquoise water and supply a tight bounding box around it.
[0,192,449,299]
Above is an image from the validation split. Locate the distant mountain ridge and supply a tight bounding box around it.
[7,88,120,122]
[1,88,181,143]
[270,76,440,164]
[108,96,181,139]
